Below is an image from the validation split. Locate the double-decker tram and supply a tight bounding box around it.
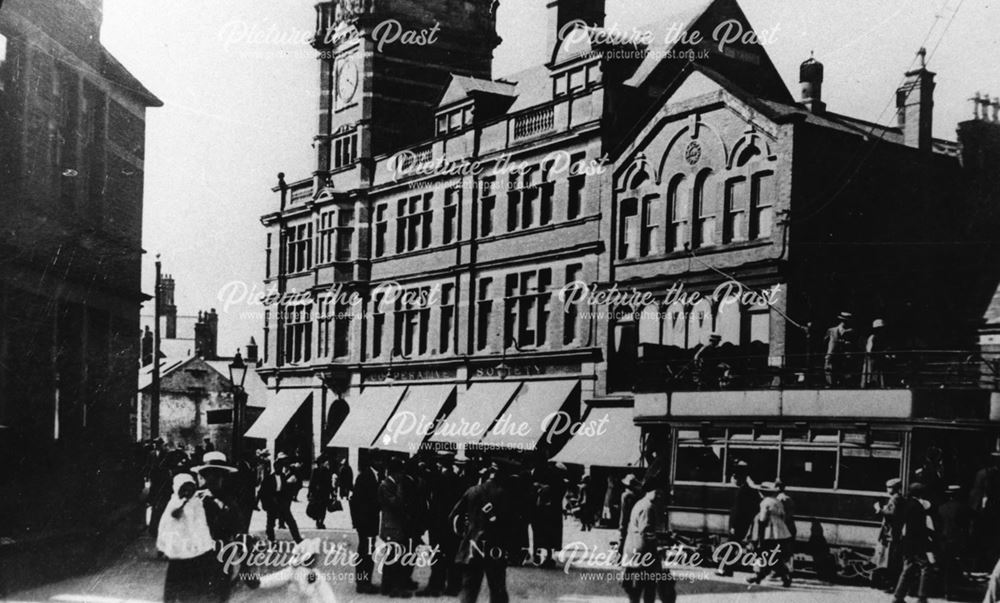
[632,385,1000,579]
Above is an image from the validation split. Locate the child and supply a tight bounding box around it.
[157,473,218,603]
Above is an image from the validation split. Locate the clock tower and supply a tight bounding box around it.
[312,0,501,190]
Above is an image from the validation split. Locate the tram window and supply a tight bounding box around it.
[839,450,901,492]
[871,431,902,447]
[781,448,837,489]
[782,428,809,442]
[811,430,840,443]
[675,445,725,483]
[728,447,778,484]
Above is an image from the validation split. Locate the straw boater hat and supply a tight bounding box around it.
[192,450,237,474]
[708,333,722,342]
[757,481,780,494]
[872,319,885,329]
[886,478,902,490]
[837,312,853,322]
[622,474,641,490]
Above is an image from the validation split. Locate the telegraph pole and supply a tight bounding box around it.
[151,255,162,439]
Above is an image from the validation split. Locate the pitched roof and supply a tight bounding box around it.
[439,75,516,107]
[205,360,269,408]
[100,47,163,107]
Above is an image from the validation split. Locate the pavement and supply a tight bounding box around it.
[6,497,971,602]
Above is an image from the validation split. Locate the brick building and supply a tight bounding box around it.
[255,0,1000,494]
[0,0,160,578]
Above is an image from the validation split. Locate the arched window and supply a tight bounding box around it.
[692,169,716,248]
[667,175,689,252]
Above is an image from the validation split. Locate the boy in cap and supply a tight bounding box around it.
[874,478,905,592]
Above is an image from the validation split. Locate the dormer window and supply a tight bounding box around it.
[553,61,601,98]
[436,105,473,135]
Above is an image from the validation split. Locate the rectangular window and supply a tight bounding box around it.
[336,208,354,261]
[781,447,838,489]
[554,74,568,97]
[669,181,688,252]
[317,211,336,264]
[480,177,496,237]
[724,178,747,243]
[263,310,271,364]
[374,203,388,257]
[436,115,448,135]
[618,198,639,259]
[504,269,552,348]
[586,63,602,85]
[563,264,582,345]
[439,284,455,354]
[476,278,493,352]
[265,233,273,279]
[285,223,313,273]
[568,165,585,220]
[569,68,585,92]
[749,310,770,344]
[540,161,554,226]
[520,167,537,229]
[334,300,351,358]
[675,444,726,483]
[694,187,715,249]
[443,186,459,244]
[281,303,313,364]
[372,293,385,359]
[333,133,358,169]
[393,287,431,357]
[506,172,521,232]
[750,171,775,239]
[396,193,433,252]
[317,297,333,358]
[641,195,662,256]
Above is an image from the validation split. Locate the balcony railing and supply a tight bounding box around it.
[513,107,555,140]
[617,348,1000,393]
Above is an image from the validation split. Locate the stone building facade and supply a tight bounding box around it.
[256,0,1000,464]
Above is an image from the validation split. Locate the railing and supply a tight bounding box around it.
[513,107,555,140]
[616,348,1000,393]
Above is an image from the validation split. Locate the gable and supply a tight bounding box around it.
[626,0,791,104]
[614,68,780,191]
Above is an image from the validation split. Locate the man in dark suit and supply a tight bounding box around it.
[257,454,302,543]
[378,458,412,597]
[350,461,381,595]
[451,461,515,603]
[421,453,465,597]
[892,483,936,603]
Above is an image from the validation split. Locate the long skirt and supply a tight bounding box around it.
[164,552,225,603]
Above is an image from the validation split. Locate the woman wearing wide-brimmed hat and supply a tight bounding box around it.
[192,451,241,601]
[746,481,793,588]
[157,472,218,602]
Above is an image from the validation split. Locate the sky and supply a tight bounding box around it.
[100,0,999,357]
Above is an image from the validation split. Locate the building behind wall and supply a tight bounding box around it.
[0,0,161,574]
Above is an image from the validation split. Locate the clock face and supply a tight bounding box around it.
[335,57,359,109]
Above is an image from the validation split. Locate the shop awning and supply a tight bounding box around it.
[244,390,313,440]
[326,386,408,449]
[551,406,642,468]
[373,384,456,453]
[429,381,521,446]
[479,380,580,450]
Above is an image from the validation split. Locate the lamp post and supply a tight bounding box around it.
[228,350,248,463]
[496,337,522,380]
[385,347,410,385]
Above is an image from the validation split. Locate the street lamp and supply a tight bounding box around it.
[496,337,523,380]
[228,350,248,462]
[385,347,410,385]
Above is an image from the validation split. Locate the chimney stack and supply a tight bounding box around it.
[799,53,825,114]
[158,273,177,339]
[246,337,259,364]
[895,48,935,151]
[194,309,219,360]
[546,0,605,62]
[141,326,154,367]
